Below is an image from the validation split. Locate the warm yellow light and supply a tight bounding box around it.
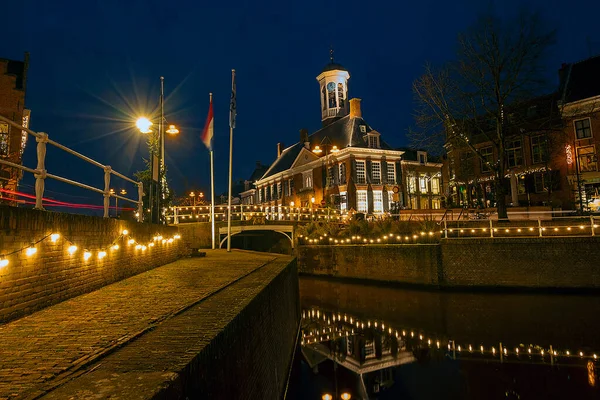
[290,201,295,207]
[112,244,120,250]
[68,245,78,254]
[149,242,155,247]
[313,145,322,154]
[157,235,163,241]
[141,245,147,251]
[0,258,8,268]
[168,238,174,243]
[166,124,179,135]
[322,394,332,400]
[83,251,92,261]
[26,246,37,257]
[50,233,60,242]
[136,117,153,133]
[162,239,167,244]
[128,239,135,245]
[311,197,315,203]
[174,234,181,239]
[98,251,107,259]
[341,393,351,400]
[331,145,339,153]
[122,229,129,235]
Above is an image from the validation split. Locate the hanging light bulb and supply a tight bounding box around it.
[128,239,135,245]
[50,233,60,242]
[68,245,78,254]
[122,229,129,235]
[98,251,107,259]
[26,245,37,257]
[83,251,92,261]
[0,257,8,268]
[112,244,120,250]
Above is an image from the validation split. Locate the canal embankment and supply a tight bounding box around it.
[0,250,299,399]
[297,236,600,290]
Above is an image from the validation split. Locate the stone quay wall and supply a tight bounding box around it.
[0,206,184,323]
[298,236,600,289]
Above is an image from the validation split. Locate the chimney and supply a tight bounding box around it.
[277,142,284,158]
[349,98,362,119]
[300,128,310,149]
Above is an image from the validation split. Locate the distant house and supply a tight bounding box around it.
[252,60,404,216]
[0,53,30,198]
[396,148,444,209]
[240,161,268,205]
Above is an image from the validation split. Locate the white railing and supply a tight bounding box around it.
[0,115,143,221]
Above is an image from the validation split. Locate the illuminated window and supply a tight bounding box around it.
[303,171,313,188]
[408,176,417,193]
[371,161,381,184]
[575,118,592,140]
[531,135,547,164]
[327,166,335,187]
[419,176,428,193]
[432,198,441,209]
[387,162,395,184]
[337,83,345,108]
[431,178,440,194]
[0,123,9,157]
[480,146,493,172]
[373,191,383,213]
[578,146,598,172]
[339,163,346,184]
[356,161,366,184]
[357,190,368,213]
[327,82,336,108]
[365,340,376,359]
[368,134,379,149]
[388,191,395,211]
[506,139,523,168]
[339,191,347,212]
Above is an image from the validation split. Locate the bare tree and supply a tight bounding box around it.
[411,12,556,219]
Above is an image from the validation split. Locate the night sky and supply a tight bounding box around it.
[3,0,600,208]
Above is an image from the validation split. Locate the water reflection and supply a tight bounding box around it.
[289,277,600,399]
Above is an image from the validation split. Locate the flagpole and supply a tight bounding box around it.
[209,93,216,250]
[227,69,235,252]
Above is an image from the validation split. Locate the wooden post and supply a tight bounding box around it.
[103,166,111,218]
[34,132,48,210]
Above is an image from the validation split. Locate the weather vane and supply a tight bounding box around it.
[330,45,334,63]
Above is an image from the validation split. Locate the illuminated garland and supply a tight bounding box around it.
[301,308,599,362]
[0,229,182,270]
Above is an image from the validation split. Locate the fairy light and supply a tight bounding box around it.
[128,239,135,245]
[174,234,181,239]
[122,229,129,235]
[135,244,142,250]
[98,251,107,259]
[0,257,8,268]
[83,251,92,261]
[112,244,119,250]
[68,245,78,254]
[50,233,60,242]
[26,245,37,257]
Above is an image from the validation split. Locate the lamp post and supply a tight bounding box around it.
[136,77,179,224]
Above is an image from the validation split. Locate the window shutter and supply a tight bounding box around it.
[395,161,402,187]
[351,159,356,183]
[382,190,389,212]
[367,188,374,214]
[382,161,388,185]
[366,160,372,184]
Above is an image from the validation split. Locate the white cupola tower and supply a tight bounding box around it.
[316,51,350,126]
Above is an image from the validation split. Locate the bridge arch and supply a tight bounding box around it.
[218,225,295,251]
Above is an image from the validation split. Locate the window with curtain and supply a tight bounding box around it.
[373,191,383,213]
[357,190,368,213]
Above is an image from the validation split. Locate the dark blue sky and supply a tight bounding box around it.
[3,0,600,205]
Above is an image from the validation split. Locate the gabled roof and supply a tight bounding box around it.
[560,55,600,103]
[248,163,268,182]
[258,115,393,181]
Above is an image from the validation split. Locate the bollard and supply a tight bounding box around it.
[490,219,494,238]
[444,220,448,239]
[538,218,543,237]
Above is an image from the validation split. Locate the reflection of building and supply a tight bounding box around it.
[396,148,443,209]
[559,55,600,211]
[0,53,30,198]
[253,59,404,216]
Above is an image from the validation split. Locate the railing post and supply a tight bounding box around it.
[591,215,596,237]
[490,219,494,238]
[137,182,144,222]
[444,220,448,239]
[103,166,111,218]
[174,206,179,224]
[241,204,244,221]
[34,132,48,210]
[538,218,543,237]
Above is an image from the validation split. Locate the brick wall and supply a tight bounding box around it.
[298,236,600,289]
[177,221,213,248]
[0,206,184,323]
[298,244,441,285]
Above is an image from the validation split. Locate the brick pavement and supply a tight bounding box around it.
[0,250,289,399]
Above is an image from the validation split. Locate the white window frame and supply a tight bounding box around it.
[303,171,313,188]
[574,118,592,140]
[367,134,379,149]
[373,190,383,213]
[356,161,366,184]
[357,190,368,213]
[417,151,427,164]
[388,191,395,211]
[431,178,440,194]
[339,191,347,212]
[419,176,428,193]
[371,161,381,184]
[387,162,395,184]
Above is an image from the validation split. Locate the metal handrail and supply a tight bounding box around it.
[0,115,143,220]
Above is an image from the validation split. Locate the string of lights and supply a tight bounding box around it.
[301,308,599,363]
[0,229,182,270]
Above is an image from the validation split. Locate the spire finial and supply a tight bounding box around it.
[330,45,334,64]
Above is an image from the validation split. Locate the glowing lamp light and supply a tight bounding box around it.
[135,244,142,250]
[168,238,174,243]
[141,245,147,251]
[174,234,181,239]
[122,229,129,235]
[157,235,163,241]
[83,251,92,261]
[26,246,37,257]
[68,245,78,254]
[136,117,153,133]
[341,393,351,400]
[166,124,179,135]
[149,242,155,247]
[50,233,60,242]
[128,239,135,245]
[98,251,107,259]
[0,258,8,268]
[112,244,120,250]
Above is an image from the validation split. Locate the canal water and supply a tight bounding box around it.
[286,277,600,399]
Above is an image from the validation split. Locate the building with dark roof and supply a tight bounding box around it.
[239,161,269,205]
[395,148,444,209]
[559,55,600,211]
[252,61,405,216]
[0,53,30,198]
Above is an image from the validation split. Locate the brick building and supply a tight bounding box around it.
[0,53,30,198]
[558,55,600,211]
[396,148,444,209]
[251,60,405,216]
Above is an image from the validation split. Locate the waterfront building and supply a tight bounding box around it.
[396,148,444,210]
[253,59,406,216]
[240,161,268,205]
[0,53,30,198]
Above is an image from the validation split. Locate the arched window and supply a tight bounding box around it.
[337,83,345,108]
[322,85,327,110]
[327,82,336,108]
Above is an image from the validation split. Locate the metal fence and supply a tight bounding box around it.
[0,115,143,220]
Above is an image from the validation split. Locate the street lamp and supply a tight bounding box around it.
[341,394,351,400]
[135,77,179,224]
[322,395,332,400]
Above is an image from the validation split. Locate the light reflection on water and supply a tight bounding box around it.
[286,277,600,400]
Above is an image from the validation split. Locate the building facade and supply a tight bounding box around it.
[396,149,444,210]
[0,53,30,197]
[252,61,406,216]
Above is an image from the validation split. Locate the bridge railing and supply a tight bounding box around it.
[0,115,143,221]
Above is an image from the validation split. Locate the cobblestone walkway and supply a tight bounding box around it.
[0,250,281,399]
